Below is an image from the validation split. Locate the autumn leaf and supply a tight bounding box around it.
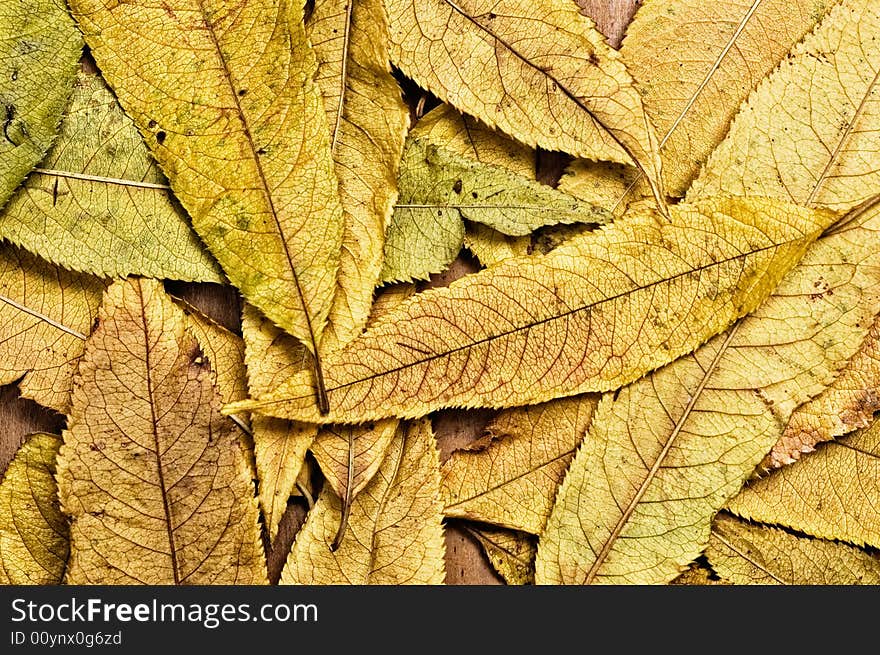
[463,223,531,268]
[310,419,399,547]
[689,0,880,212]
[0,73,223,282]
[68,0,345,406]
[0,244,104,413]
[726,416,880,550]
[621,0,839,197]
[441,395,598,534]
[462,524,536,585]
[769,315,880,467]
[534,196,880,585]
[382,105,609,283]
[306,0,410,350]
[385,0,666,206]
[229,196,835,423]
[0,0,82,210]
[56,279,266,584]
[557,159,645,219]
[706,513,880,585]
[280,419,445,584]
[0,433,68,585]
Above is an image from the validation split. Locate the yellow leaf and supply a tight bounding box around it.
[306,0,409,349]
[669,562,728,586]
[0,433,68,585]
[462,524,536,585]
[57,279,266,584]
[463,223,531,268]
[68,0,345,400]
[441,395,598,534]
[689,0,880,212]
[0,0,82,209]
[534,197,880,584]
[707,513,880,585]
[726,417,880,550]
[229,196,834,424]
[311,419,399,507]
[0,73,223,282]
[385,0,666,205]
[0,244,105,413]
[557,159,645,219]
[768,315,880,468]
[622,0,839,197]
[280,419,445,584]
[253,415,315,542]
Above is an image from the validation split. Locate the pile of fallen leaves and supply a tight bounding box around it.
[1,0,879,586]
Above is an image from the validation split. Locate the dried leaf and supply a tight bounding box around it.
[385,0,666,204]
[68,0,344,387]
[441,395,598,534]
[534,197,880,584]
[57,279,266,584]
[230,197,835,424]
[306,0,410,349]
[0,0,82,209]
[707,513,880,585]
[622,0,839,197]
[463,524,536,585]
[689,0,880,212]
[382,105,605,283]
[0,73,222,282]
[463,223,531,268]
[557,159,645,219]
[669,562,727,586]
[0,433,68,585]
[726,418,880,549]
[770,315,880,467]
[311,419,398,506]
[280,419,445,584]
[0,244,104,413]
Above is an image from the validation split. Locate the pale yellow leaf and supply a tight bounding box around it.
[534,197,880,585]
[281,419,445,584]
[0,0,82,209]
[311,419,398,504]
[669,563,727,586]
[441,395,599,534]
[0,244,104,413]
[771,314,880,467]
[707,513,880,585]
[689,0,880,212]
[557,159,646,219]
[68,0,344,388]
[306,0,409,349]
[622,0,839,197]
[0,433,67,585]
[463,524,536,585]
[463,223,531,268]
[253,415,315,542]
[57,279,266,584]
[385,0,666,204]
[726,417,880,550]
[0,73,223,282]
[230,197,835,424]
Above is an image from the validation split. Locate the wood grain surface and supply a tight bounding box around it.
[0,0,638,585]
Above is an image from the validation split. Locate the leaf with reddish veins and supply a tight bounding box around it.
[57,279,266,584]
[229,197,835,423]
[441,395,599,534]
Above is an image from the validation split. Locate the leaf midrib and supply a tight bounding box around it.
[194,1,324,386]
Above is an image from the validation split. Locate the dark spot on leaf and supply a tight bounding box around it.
[257,147,267,155]
[588,52,600,66]
[10,69,17,82]
[3,104,16,145]
[238,88,247,96]
[453,179,462,194]
[471,191,478,199]
[156,130,167,144]
[148,119,157,129]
